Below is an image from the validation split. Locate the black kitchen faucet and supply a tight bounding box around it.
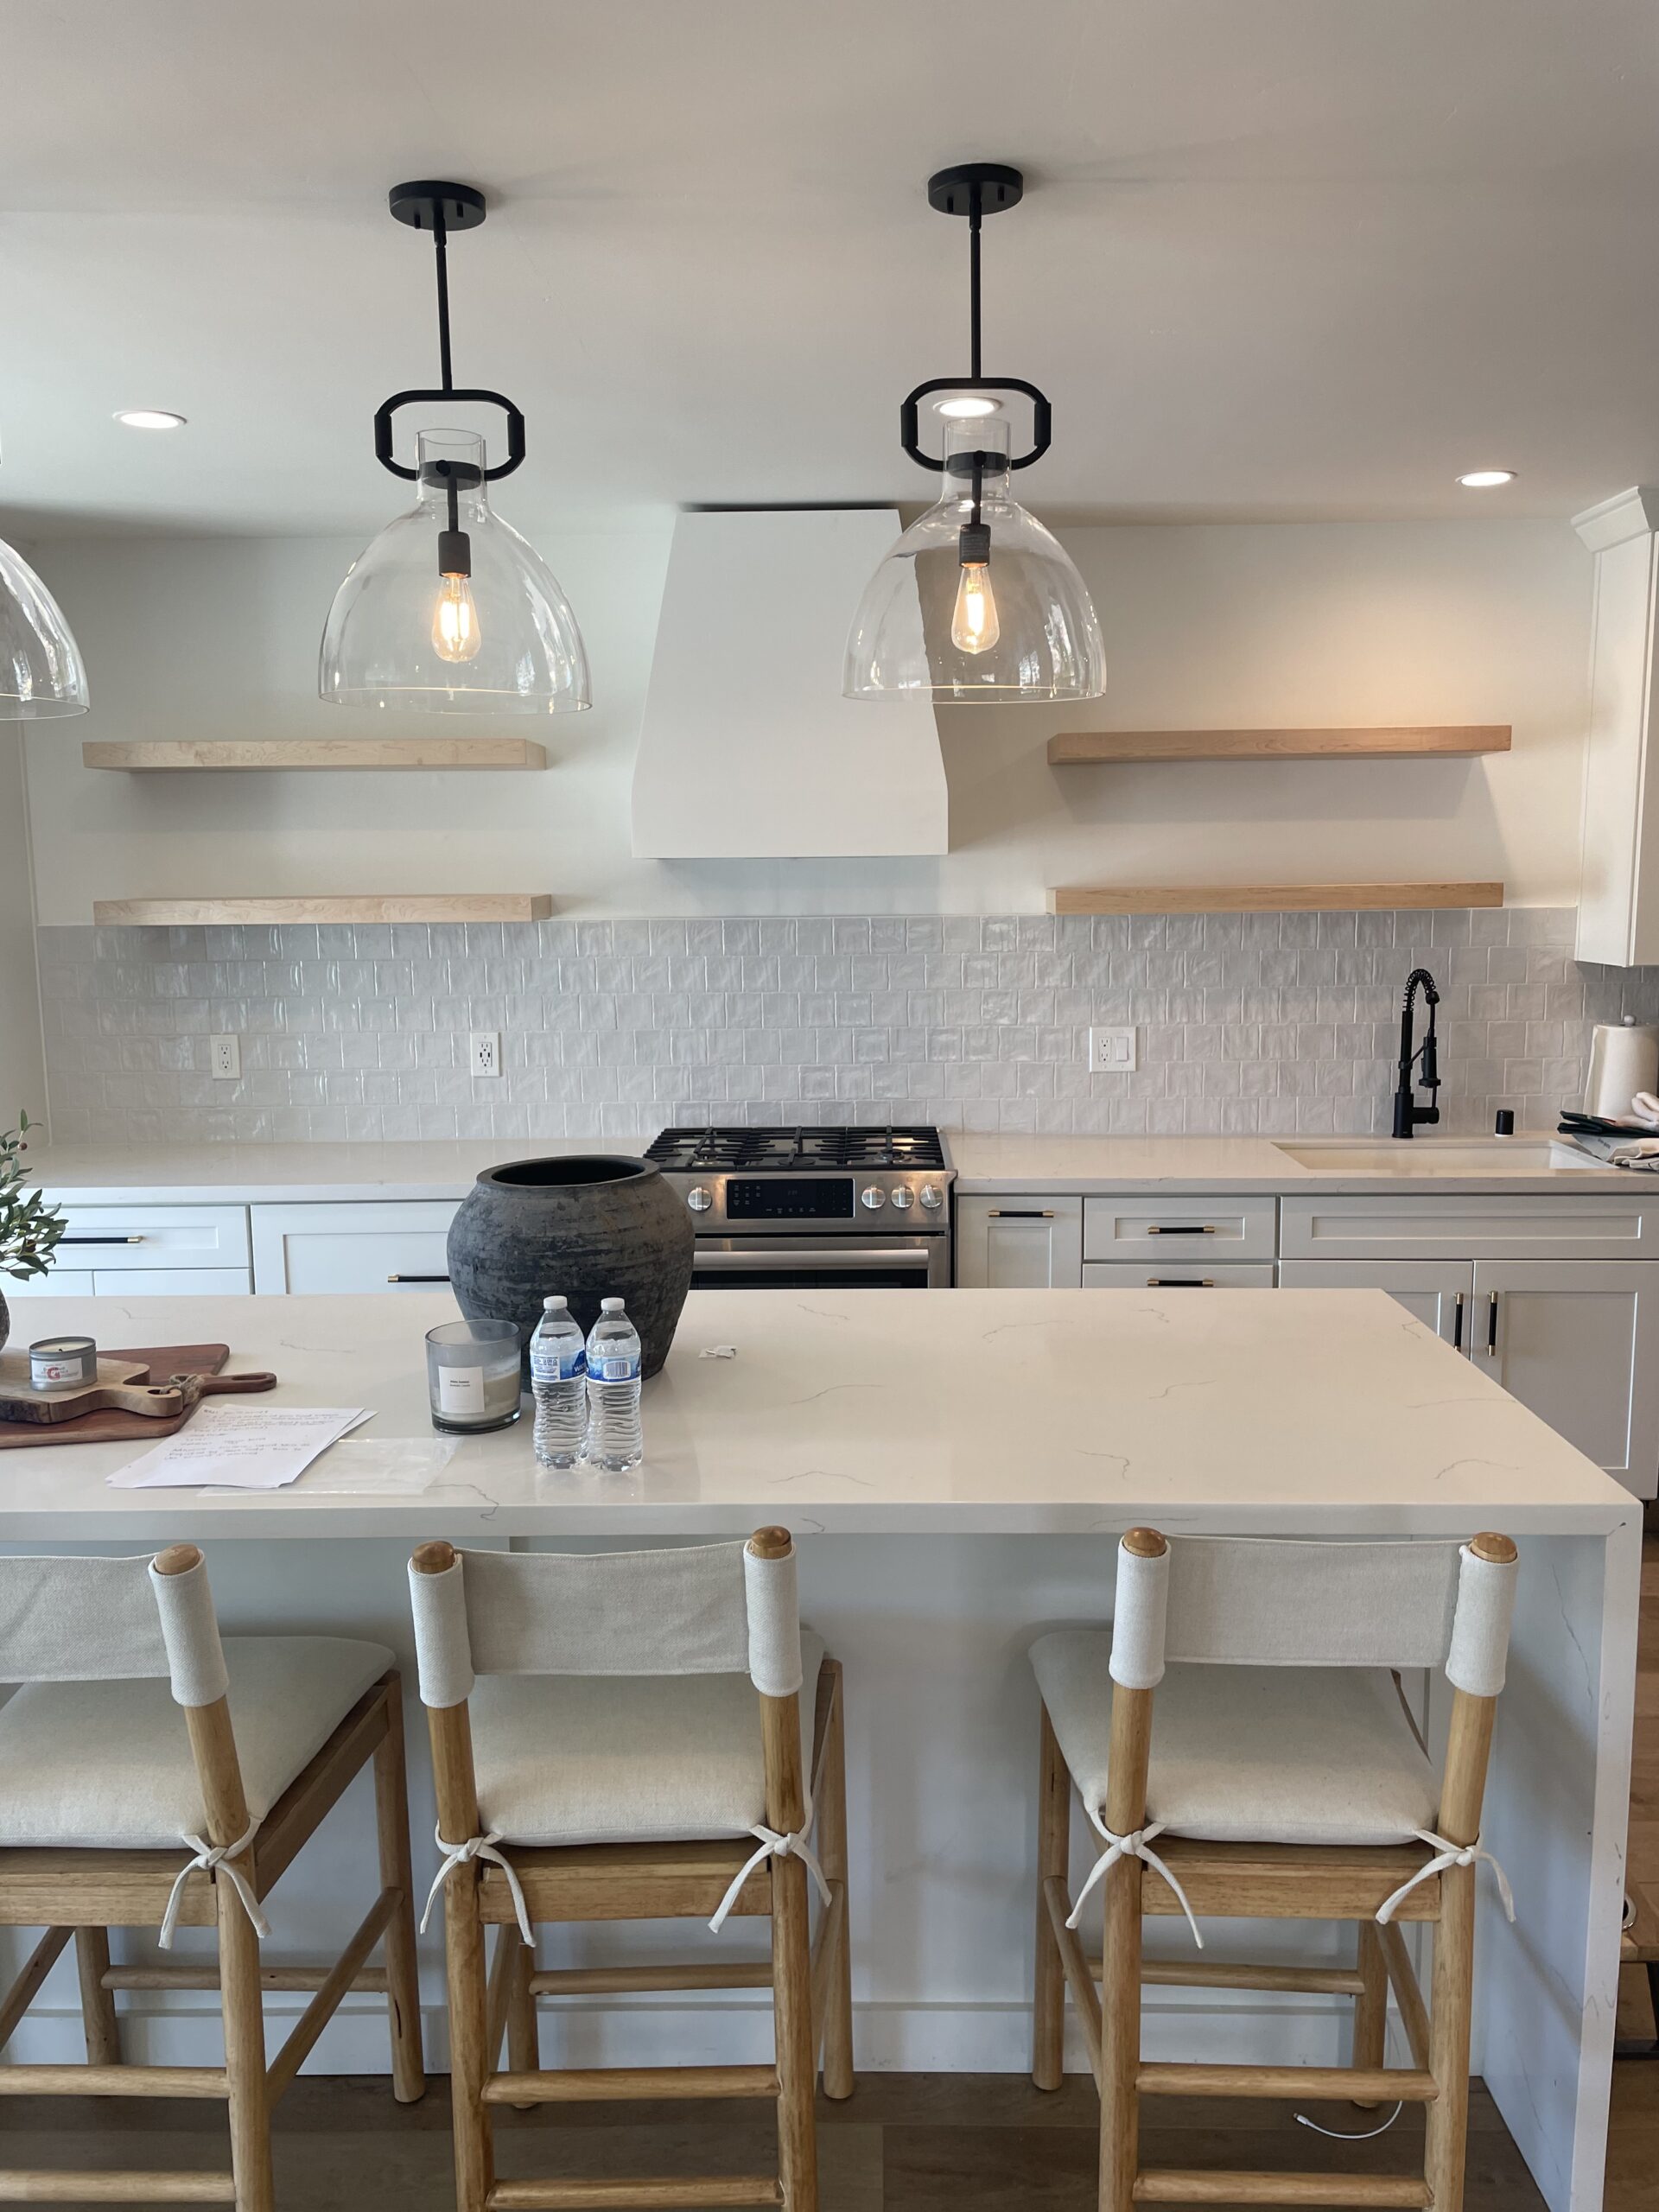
[1392,967,1442,1139]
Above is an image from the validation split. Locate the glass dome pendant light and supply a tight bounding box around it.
[843,162,1105,703]
[319,181,590,713]
[0,520,88,718]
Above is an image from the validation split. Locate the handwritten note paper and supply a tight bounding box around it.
[107,1404,370,1491]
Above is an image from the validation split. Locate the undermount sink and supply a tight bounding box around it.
[1272,1138,1602,1173]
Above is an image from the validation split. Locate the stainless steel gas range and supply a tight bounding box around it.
[644,1125,956,1289]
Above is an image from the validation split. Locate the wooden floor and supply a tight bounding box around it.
[0,2069,1549,2210]
[1607,1528,1659,2211]
[2,1535,1652,2209]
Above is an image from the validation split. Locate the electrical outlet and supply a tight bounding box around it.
[209,1034,240,1081]
[1088,1025,1138,1074]
[470,1031,503,1078]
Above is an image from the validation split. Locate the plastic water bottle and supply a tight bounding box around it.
[582,1297,644,1471]
[529,1295,587,1469]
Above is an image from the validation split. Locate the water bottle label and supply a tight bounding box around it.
[591,1353,641,1382]
[531,1345,585,1382]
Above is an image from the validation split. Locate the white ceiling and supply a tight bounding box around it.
[5,0,1659,537]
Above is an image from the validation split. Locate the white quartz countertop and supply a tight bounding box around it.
[22,1131,1640,1202]
[0,1287,1633,1541]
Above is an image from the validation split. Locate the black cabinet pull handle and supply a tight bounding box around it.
[387,1274,451,1285]
[1486,1292,1500,1356]
[987,1210,1055,1219]
[60,1236,145,1246]
[1146,1277,1217,1287]
[1452,1291,1465,1351]
[1146,1224,1217,1236]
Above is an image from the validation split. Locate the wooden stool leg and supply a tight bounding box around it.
[817,1668,855,2101]
[506,1926,539,2079]
[372,1681,427,2103]
[1099,1858,1142,2212]
[445,1862,495,2212]
[1424,1866,1476,2212]
[1351,1922,1388,2109]
[219,1879,274,2212]
[1033,1703,1069,2091]
[73,1928,120,2067]
[772,1853,818,2212]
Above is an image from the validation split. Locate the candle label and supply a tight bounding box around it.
[437,1363,486,1417]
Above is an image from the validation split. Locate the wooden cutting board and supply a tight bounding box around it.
[0,1345,275,1448]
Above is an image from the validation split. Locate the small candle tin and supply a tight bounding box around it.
[29,1336,98,1390]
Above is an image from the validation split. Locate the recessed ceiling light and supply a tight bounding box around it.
[935,394,1001,418]
[1457,468,1516,488]
[114,409,187,430]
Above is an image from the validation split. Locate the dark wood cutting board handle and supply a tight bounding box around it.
[179,1370,279,1395]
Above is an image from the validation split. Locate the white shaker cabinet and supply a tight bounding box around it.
[954,1196,1083,1288]
[1471,1259,1659,1497]
[1278,1259,1475,1346]
[250,1202,461,1296]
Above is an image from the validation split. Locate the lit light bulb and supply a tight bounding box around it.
[951,561,1000,653]
[432,572,481,663]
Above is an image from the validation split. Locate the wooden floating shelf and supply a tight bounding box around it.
[1048,882,1505,916]
[92,895,556,926]
[83,739,547,772]
[1047,726,1511,766]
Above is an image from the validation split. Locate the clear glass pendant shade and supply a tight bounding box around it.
[319,431,590,713]
[843,416,1104,702]
[0,537,88,718]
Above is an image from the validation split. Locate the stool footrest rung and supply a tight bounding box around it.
[486,2181,783,2210]
[0,2172,237,2202]
[481,2066,779,2106]
[1134,2174,1431,2207]
[1135,2063,1436,2103]
[0,2066,229,2101]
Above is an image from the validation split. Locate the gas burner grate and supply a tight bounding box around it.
[645,1124,947,1173]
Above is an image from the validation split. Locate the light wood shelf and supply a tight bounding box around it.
[92,895,556,926]
[1048,882,1504,916]
[82,739,547,772]
[1046,726,1511,766]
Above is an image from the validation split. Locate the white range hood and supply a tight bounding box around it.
[630,508,948,859]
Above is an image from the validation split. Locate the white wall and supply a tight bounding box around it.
[22,515,1592,923]
[0,730,47,1128]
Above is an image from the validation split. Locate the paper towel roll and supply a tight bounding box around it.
[1583,1020,1659,1117]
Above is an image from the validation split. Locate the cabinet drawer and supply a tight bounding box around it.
[251,1201,461,1294]
[954,1196,1083,1288]
[1280,1192,1659,1261]
[1083,1262,1276,1289]
[1083,1194,1275,1263]
[45,1205,251,1273]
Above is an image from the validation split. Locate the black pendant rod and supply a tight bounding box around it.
[431,203,455,396]
[968,185,982,383]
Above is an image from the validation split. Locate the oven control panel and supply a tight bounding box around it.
[727,1177,855,1220]
[664,1169,952,1232]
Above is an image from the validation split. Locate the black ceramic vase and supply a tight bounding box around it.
[446,1156,695,1378]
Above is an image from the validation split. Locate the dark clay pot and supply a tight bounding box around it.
[446,1155,694,1379]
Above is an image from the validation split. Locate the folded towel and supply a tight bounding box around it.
[1609,1137,1659,1171]
[1631,1091,1659,1127]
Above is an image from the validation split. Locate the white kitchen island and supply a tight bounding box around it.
[0,1285,1641,2212]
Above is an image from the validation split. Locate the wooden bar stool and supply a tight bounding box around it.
[408,1526,852,2212]
[1030,1526,1519,2212]
[0,1544,424,2209]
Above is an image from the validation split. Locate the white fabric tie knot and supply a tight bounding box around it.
[420,1827,533,1945]
[1376,1829,1516,1927]
[1067,1808,1205,1950]
[709,1790,832,1936]
[159,1823,269,1951]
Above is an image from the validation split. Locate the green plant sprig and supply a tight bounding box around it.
[0,1111,67,1283]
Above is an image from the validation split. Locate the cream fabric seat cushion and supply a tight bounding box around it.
[0,1637,393,1850]
[473,1634,827,1848]
[1030,1630,1438,1848]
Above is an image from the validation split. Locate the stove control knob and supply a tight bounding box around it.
[918,1184,944,1211]
[687,1185,714,1214]
[860,1185,887,1211]
[889,1185,914,1211]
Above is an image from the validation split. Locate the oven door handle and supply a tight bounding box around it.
[692,1247,931,1272]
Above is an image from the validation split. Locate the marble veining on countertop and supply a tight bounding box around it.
[0,1287,1633,1540]
[22,1129,1643,1203]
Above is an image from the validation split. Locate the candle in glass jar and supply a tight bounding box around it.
[425,1319,523,1433]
